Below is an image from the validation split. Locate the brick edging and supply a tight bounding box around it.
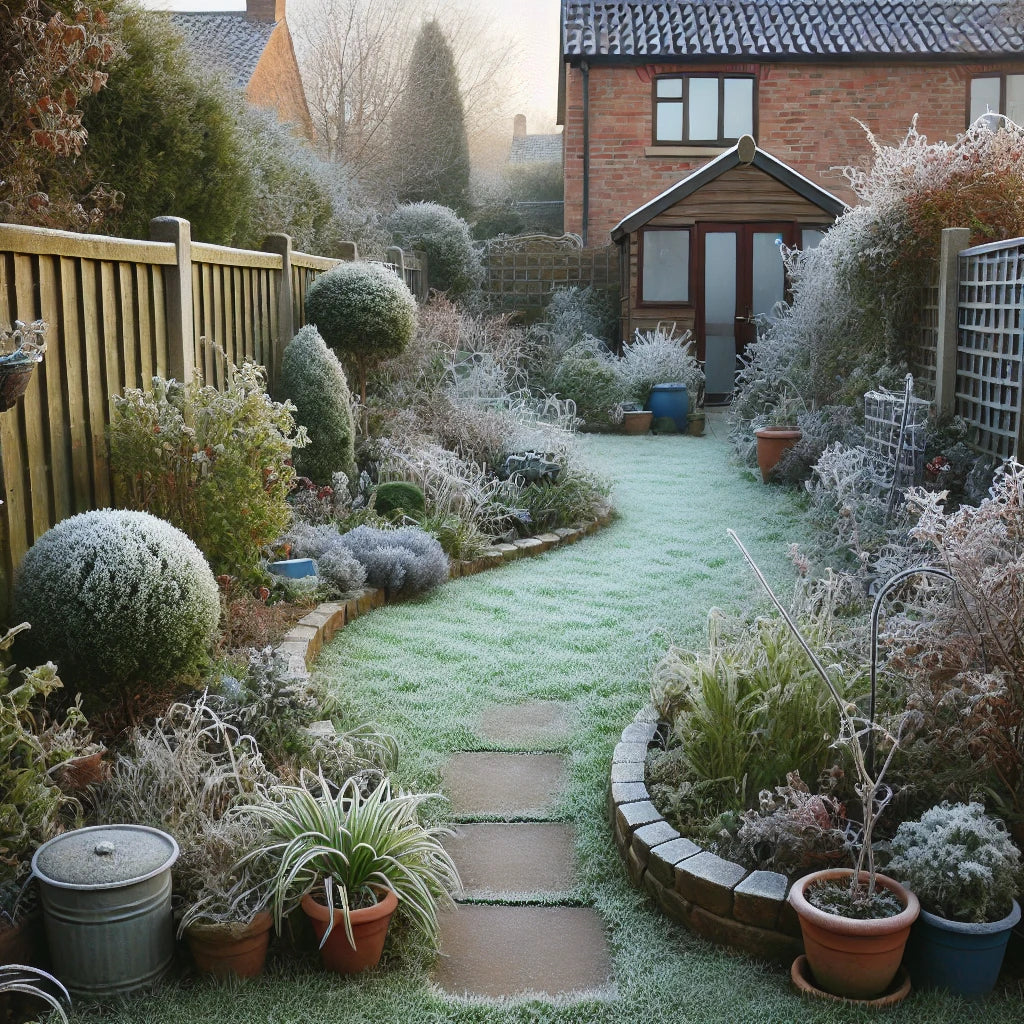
[275,511,615,677]
[609,706,803,963]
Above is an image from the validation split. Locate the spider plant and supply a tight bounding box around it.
[232,770,459,950]
[0,964,70,1023]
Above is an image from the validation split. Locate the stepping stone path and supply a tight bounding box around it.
[433,701,615,999]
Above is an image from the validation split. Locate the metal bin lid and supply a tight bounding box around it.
[32,824,179,890]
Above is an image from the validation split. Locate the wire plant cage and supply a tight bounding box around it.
[863,375,930,495]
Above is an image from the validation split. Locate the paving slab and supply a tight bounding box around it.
[443,823,577,897]
[443,752,566,816]
[433,905,614,998]
[476,700,573,746]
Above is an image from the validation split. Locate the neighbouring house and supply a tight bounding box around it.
[508,114,565,234]
[558,0,1024,370]
[171,0,314,141]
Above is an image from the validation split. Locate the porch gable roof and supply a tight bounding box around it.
[609,140,848,241]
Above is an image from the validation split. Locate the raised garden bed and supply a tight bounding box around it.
[608,706,803,963]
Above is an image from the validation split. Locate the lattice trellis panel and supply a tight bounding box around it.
[909,270,939,402]
[957,240,1024,460]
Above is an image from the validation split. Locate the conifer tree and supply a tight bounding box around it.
[390,20,471,214]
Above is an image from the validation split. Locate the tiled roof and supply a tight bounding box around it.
[562,1,1024,58]
[171,13,275,88]
[510,133,564,164]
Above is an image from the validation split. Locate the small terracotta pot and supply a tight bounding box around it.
[788,869,919,1000]
[687,413,706,437]
[301,887,398,974]
[755,427,801,482]
[621,410,653,435]
[185,911,273,979]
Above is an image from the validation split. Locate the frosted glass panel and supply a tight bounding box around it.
[688,78,719,140]
[657,78,683,98]
[657,102,684,141]
[723,79,754,138]
[801,229,826,250]
[971,77,1000,121]
[752,232,786,320]
[704,232,737,396]
[642,230,690,302]
[1008,75,1024,125]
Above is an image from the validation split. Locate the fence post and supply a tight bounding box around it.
[263,233,294,392]
[934,226,970,419]
[150,217,196,382]
[337,241,359,261]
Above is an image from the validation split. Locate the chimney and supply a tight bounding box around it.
[247,0,285,21]
[513,114,527,139]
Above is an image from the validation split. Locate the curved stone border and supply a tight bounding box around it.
[275,513,614,679]
[608,706,803,963]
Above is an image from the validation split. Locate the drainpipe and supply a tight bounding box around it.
[581,59,590,246]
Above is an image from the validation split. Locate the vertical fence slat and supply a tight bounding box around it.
[60,257,91,515]
[38,256,73,525]
[80,259,111,508]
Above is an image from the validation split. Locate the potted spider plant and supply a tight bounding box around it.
[232,770,459,974]
[888,801,1021,996]
[730,535,960,1001]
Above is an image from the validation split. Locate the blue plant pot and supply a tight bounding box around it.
[646,383,690,431]
[903,899,1021,997]
[267,558,317,579]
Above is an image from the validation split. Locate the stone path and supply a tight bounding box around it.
[433,701,615,999]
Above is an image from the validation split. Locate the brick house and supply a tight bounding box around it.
[557,1,1024,379]
[172,0,314,141]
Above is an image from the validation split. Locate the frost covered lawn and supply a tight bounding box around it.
[84,425,1023,1024]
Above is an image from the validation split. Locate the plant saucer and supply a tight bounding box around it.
[790,954,911,1008]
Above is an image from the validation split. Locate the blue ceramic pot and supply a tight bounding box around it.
[647,383,689,431]
[903,899,1021,997]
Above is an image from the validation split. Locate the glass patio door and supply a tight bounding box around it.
[698,223,794,402]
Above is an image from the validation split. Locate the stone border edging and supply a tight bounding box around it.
[608,706,803,963]
[275,513,614,678]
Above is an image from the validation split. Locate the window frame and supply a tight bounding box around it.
[651,73,757,146]
[967,72,1024,126]
[638,226,693,307]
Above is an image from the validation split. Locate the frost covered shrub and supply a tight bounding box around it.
[544,286,618,346]
[280,325,355,484]
[110,363,304,579]
[336,525,449,596]
[374,481,425,521]
[280,522,344,561]
[888,802,1020,923]
[617,328,703,405]
[552,339,626,431]
[316,545,368,595]
[13,510,220,709]
[387,202,483,298]
[305,261,417,405]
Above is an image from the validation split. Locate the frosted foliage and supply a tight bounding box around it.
[617,329,704,403]
[336,525,449,596]
[888,802,1020,923]
[281,522,345,561]
[316,545,368,595]
[13,510,220,704]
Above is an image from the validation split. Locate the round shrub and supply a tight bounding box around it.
[13,510,220,710]
[305,261,417,404]
[374,481,425,521]
[336,525,449,597]
[280,325,356,484]
[552,341,627,430]
[316,545,368,595]
[387,202,483,298]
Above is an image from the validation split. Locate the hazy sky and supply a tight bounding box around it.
[141,0,562,128]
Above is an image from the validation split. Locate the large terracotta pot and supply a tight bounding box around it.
[185,911,273,979]
[789,869,919,1000]
[755,427,801,482]
[301,887,398,974]
[621,410,653,434]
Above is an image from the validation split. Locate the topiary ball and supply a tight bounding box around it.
[387,202,483,298]
[305,261,417,378]
[280,325,356,484]
[373,481,426,521]
[13,509,220,710]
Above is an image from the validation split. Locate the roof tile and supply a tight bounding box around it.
[171,12,274,88]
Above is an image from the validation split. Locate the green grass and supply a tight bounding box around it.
[79,423,1023,1023]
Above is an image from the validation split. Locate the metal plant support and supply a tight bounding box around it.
[863,374,929,517]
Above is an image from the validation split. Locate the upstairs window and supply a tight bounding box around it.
[969,74,1024,125]
[654,74,755,145]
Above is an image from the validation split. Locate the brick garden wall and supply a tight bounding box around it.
[564,59,1024,245]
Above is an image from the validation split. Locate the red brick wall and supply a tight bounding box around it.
[564,59,1024,244]
[246,23,314,142]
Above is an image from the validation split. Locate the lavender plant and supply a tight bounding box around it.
[336,525,449,597]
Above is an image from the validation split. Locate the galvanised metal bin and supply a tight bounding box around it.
[31,824,179,997]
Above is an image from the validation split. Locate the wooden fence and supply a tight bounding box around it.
[0,219,426,610]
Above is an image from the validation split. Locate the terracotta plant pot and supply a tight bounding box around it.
[0,910,46,967]
[788,869,919,1000]
[621,410,653,434]
[790,954,911,1008]
[687,412,706,436]
[301,887,398,974]
[185,911,273,979]
[755,427,802,482]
